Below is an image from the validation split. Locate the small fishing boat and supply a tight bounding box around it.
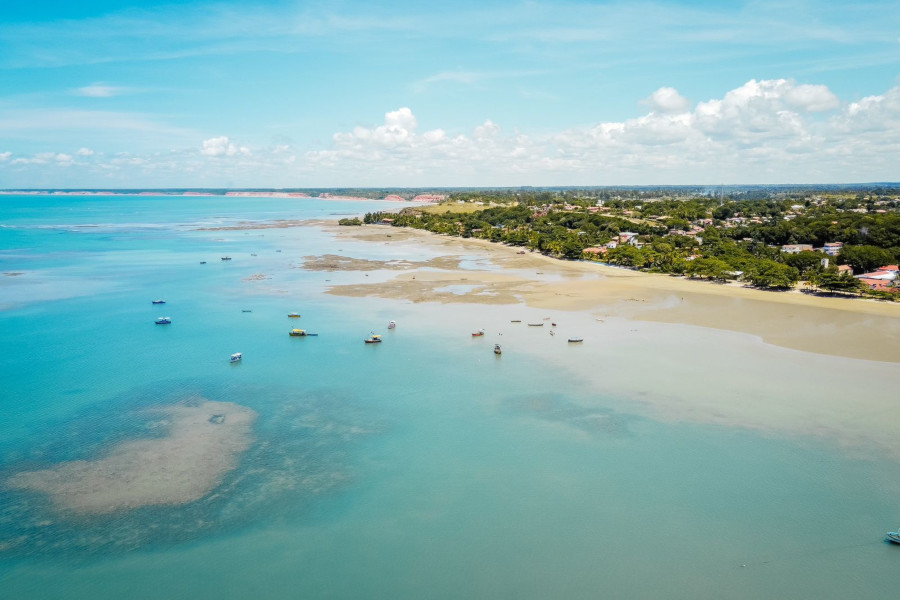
[472,329,485,337]
[221,257,232,261]
[493,344,502,355]
[288,312,301,318]
[290,328,317,337]
[152,299,166,304]
[365,334,383,344]
[568,337,584,343]
[510,320,522,323]
[887,529,900,544]
[200,261,207,264]
[155,317,171,325]
[230,352,242,363]
[388,320,396,329]
[241,309,252,313]
[528,322,544,327]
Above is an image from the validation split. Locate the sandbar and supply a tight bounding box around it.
[6,399,256,515]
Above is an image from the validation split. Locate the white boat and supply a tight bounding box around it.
[568,337,583,343]
[887,530,900,544]
[155,317,171,325]
[494,344,502,355]
[230,353,242,362]
[388,320,396,329]
[152,299,166,304]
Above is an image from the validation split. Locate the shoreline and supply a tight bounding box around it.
[324,224,900,363]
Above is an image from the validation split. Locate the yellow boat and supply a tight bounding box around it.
[289,329,307,337]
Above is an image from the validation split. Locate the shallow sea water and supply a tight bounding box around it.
[1,194,900,599]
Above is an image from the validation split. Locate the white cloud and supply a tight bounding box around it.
[474,120,501,139]
[301,78,900,184]
[785,84,840,112]
[75,83,126,97]
[201,136,250,157]
[3,79,898,186]
[76,147,95,156]
[646,87,690,114]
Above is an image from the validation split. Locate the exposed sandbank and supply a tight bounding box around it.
[322,225,900,363]
[6,400,256,515]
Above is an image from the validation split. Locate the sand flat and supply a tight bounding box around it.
[325,224,900,362]
[7,400,256,515]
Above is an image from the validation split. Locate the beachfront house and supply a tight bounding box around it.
[781,244,813,254]
[822,242,843,256]
[582,247,607,259]
[855,265,899,282]
[619,232,639,246]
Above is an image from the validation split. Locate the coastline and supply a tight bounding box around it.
[324,224,900,363]
[316,223,900,458]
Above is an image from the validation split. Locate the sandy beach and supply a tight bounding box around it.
[322,224,900,363]
[6,400,256,514]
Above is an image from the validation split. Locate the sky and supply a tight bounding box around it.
[0,0,898,188]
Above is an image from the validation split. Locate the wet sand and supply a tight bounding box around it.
[7,400,256,514]
[324,224,900,363]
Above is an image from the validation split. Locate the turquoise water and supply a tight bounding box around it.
[2,194,899,598]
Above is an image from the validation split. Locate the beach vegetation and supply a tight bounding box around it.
[744,260,800,289]
[359,186,900,298]
[838,245,895,274]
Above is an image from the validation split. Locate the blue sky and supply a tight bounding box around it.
[0,0,898,187]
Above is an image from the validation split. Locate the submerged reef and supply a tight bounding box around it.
[0,382,380,556]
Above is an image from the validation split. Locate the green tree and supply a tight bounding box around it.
[687,257,734,281]
[838,245,894,273]
[784,251,826,277]
[745,260,799,289]
[809,270,865,294]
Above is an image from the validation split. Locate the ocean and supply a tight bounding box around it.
[1,194,899,599]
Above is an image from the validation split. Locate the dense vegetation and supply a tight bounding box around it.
[349,188,900,299]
